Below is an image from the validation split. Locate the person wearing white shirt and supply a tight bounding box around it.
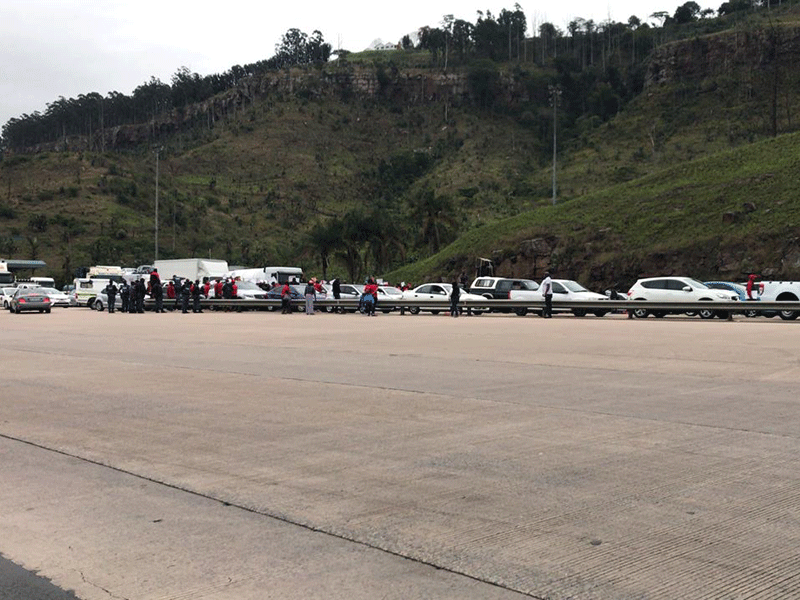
[541,272,553,318]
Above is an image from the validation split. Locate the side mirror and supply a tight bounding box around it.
[683,286,692,292]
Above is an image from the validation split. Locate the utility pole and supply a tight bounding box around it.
[154,147,162,262]
[549,85,561,205]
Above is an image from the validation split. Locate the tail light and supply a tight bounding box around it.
[18,298,26,303]
[43,297,50,302]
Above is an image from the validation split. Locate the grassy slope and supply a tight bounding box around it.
[385,131,800,284]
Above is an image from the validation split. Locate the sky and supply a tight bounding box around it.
[1,0,712,130]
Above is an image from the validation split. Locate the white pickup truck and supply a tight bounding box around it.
[758,280,800,320]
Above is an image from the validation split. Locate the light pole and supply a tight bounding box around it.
[154,147,162,263]
[548,85,561,206]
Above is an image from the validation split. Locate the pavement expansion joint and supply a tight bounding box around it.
[0,431,545,600]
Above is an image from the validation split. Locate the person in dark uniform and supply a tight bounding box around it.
[136,279,146,313]
[104,281,118,313]
[191,280,203,313]
[129,280,139,313]
[119,281,130,313]
[181,279,191,314]
[450,280,460,317]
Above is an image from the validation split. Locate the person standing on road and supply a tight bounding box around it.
[152,278,164,313]
[450,280,460,317]
[166,281,176,311]
[363,278,378,316]
[191,280,203,313]
[281,282,292,314]
[135,279,146,313]
[304,278,317,315]
[541,271,553,318]
[332,278,341,299]
[180,280,191,314]
[746,273,759,300]
[104,281,118,313]
[119,281,130,313]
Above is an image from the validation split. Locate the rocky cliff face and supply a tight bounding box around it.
[645,25,800,88]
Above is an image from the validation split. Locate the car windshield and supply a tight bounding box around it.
[39,287,60,294]
[235,281,262,291]
[562,281,589,293]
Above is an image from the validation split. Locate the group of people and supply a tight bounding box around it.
[101,269,246,314]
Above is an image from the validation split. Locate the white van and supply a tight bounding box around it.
[30,276,55,287]
[71,278,109,307]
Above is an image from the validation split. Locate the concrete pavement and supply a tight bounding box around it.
[2,309,800,599]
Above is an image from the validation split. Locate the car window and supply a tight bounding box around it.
[473,279,492,288]
[665,279,687,291]
[686,279,708,289]
[430,286,446,295]
[562,281,589,293]
[552,282,567,294]
[416,285,433,294]
[497,281,511,291]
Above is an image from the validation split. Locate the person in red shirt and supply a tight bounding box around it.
[746,274,758,300]
[214,279,223,299]
[363,278,378,316]
[166,280,176,311]
[281,283,292,314]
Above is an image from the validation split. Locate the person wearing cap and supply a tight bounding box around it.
[541,271,553,318]
[304,278,317,315]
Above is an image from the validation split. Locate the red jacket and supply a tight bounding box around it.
[166,283,176,299]
[364,283,378,298]
[214,281,223,298]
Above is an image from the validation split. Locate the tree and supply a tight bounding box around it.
[411,188,457,254]
[673,1,701,23]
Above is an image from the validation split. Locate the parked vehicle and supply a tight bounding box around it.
[509,279,611,317]
[71,278,111,307]
[703,281,773,319]
[470,277,539,314]
[757,280,800,320]
[401,283,485,315]
[233,280,269,300]
[153,259,230,283]
[228,266,304,285]
[9,288,51,314]
[265,284,304,311]
[1,287,16,309]
[37,287,70,307]
[0,261,13,286]
[321,283,360,313]
[92,290,123,312]
[627,277,738,319]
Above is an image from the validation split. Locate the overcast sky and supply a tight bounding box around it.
[1,0,712,130]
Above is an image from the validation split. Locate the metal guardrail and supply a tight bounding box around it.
[136,298,800,315]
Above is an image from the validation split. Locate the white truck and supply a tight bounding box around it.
[154,259,230,282]
[757,280,800,320]
[227,266,304,285]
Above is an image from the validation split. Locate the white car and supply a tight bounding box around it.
[627,276,738,319]
[321,283,360,313]
[37,287,71,307]
[509,279,611,317]
[401,283,486,315]
[233,281,268,300]
[1,287,16,309]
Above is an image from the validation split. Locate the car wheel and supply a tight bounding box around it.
[779,310,798,321]
[698,308,715,319]
[744,309,759,318]
[14,306,20,314]
[514,307,528,316]
[408,306,420,315]
[572,308,587,317]
[632,308,649,318]
[684,311,698,317]
[94,300,104,311]
[593,310,608,317]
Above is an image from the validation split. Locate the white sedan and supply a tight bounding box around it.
[38,287,71,307]
[401,283,486,315]
[509,279,611,317]
[1,287,16,309]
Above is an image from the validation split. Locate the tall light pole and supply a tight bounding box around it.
[154,147,162,263]
[548,85,561,206]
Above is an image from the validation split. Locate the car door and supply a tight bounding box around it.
[551,281,569,302]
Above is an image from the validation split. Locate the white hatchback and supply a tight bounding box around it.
[627,277,738,319]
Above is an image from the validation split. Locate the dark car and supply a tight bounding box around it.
[9,289,52,314]
[265,284,304,311]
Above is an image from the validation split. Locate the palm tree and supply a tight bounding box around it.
[411,188,458,254]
